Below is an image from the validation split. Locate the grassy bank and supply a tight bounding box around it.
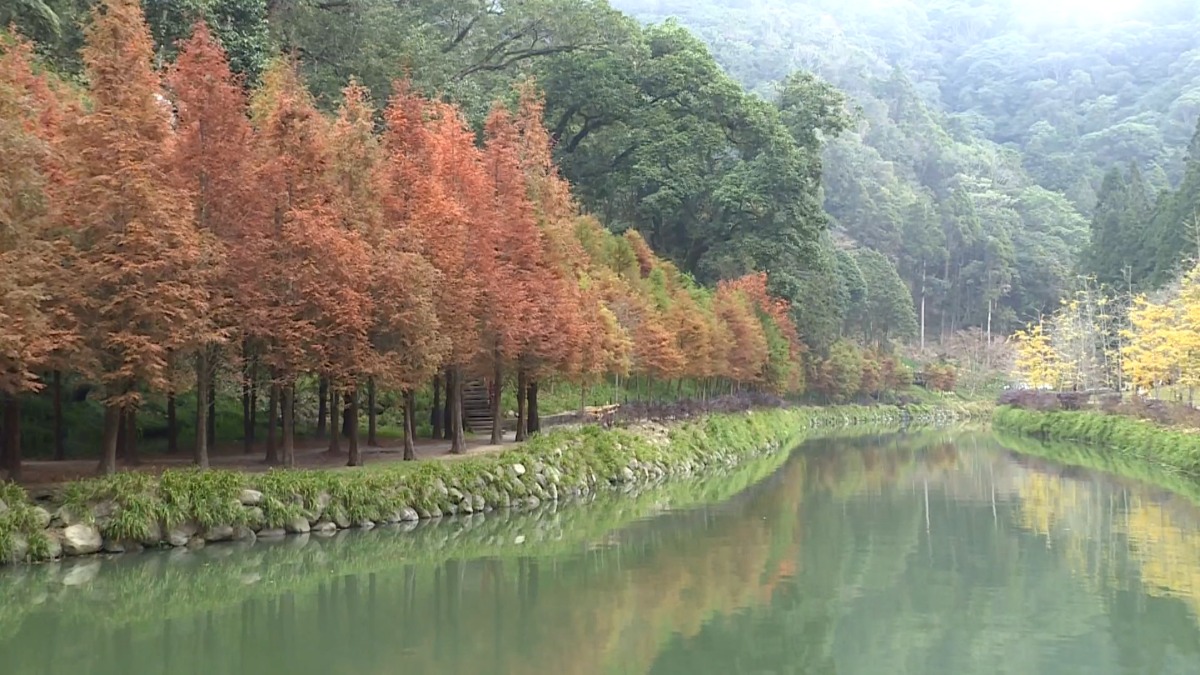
[992,431,1200,506]
[0,404,988,566]
[992,406,1200,484]
[0,445,796,639]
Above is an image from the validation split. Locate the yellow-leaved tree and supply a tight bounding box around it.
[1121,296,1180,394]
[1011,321,1065,389]
[1172,267,1200,391]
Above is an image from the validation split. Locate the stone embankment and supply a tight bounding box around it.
[0,403,987,566]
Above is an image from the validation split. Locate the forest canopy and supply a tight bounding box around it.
[4,0,1200,475]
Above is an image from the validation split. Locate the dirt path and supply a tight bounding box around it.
[16,433,521,490]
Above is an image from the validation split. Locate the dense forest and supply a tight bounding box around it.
[4,0,1200,474]
[615,0,1200,329]
[3,0,913,479]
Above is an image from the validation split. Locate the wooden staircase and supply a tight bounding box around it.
[462,378,493,435]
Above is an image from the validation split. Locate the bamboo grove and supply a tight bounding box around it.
[0,0,822,478]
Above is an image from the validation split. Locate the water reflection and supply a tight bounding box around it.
[3,429,1200,674]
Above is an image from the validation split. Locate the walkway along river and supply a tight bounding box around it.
[4,426,1200,674]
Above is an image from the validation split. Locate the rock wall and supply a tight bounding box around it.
[0,404,986,566]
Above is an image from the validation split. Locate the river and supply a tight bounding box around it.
[4,427,1200,674]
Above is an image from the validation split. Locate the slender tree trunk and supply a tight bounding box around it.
[327,381,341,454]
[367,378,378,447]
[266,383,279,464]
[443,367,454,441]
[403,389,417,461]
[1,395,20,482]
[242,363,252,454]
[248,358,258,446]
[431,375,442,440]
[515,368,527,442]
[341,391,353,438]
[449,368,465,454]
[527,380,540,435]
[282,383,295,468]
[347,386,361,467]
[920,262,927,353]
[196,352,209,468]
[99,403,120,475]
[167,391,178,455]
[52,370,64,461]
[490,357,503,445]
[580,383,586,417]
[207,370,217,451]
[116,405,127,461]
[123,405,138,465]
[317,375,329,439]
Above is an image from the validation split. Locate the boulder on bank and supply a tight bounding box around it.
[239,489,264,506]
[285,516,310,535]
[31,506,51,530]
[203,525,235,543]
[59,524,102,556]
[166,522,198,548]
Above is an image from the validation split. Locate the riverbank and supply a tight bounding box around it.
[0,403,988,566]
[992,406,1200,488]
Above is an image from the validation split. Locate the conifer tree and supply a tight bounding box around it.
[64,0,210,474]
[167,21,255,468]
[0,34,65,479]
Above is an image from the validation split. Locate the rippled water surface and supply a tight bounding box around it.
[5,428,1200,674]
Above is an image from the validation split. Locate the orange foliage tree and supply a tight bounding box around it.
[383,86,484,456]
[479,102,544,443]
[332,81,445,462]
[251,59,373,467]
[0,8,885,477]
[166,21,254,468]
[63,0,212,474]
[0,34,75,480]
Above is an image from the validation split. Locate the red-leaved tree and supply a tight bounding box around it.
[63,0,212,474]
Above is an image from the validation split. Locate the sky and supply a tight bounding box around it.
[1012,0,1144,23]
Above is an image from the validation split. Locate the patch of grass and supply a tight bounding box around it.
[992,405,1200,478]
[0,483,44,562]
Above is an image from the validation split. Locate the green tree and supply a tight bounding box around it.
[848,249,918,347]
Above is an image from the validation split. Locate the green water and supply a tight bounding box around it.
[4,428,1200,674]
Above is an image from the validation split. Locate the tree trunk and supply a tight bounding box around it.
[317,375,329,439]
[341,391,353,438]
[403,389,417,461]
[196,352,209,468]
[515,368,527,442]
[123,405,139,465]
[282,383,295,468]
[99,403,120,475]
[115,401,127,458]
[919,262,927,353]
[490,357,503,445]
[527,380,540,435]
[443,367,454,441]
[327,381,341,454]
[1,395,20,482]
[248,358,258,446]
[431,374,442,440]
[449,368,465,454]
[167,392,178,455]
[266,383,279,464]
[52,370,65,461]
[367,378,378,447]
[347,386,361,467]
[242,364,252,454]
[207,370,217,451]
